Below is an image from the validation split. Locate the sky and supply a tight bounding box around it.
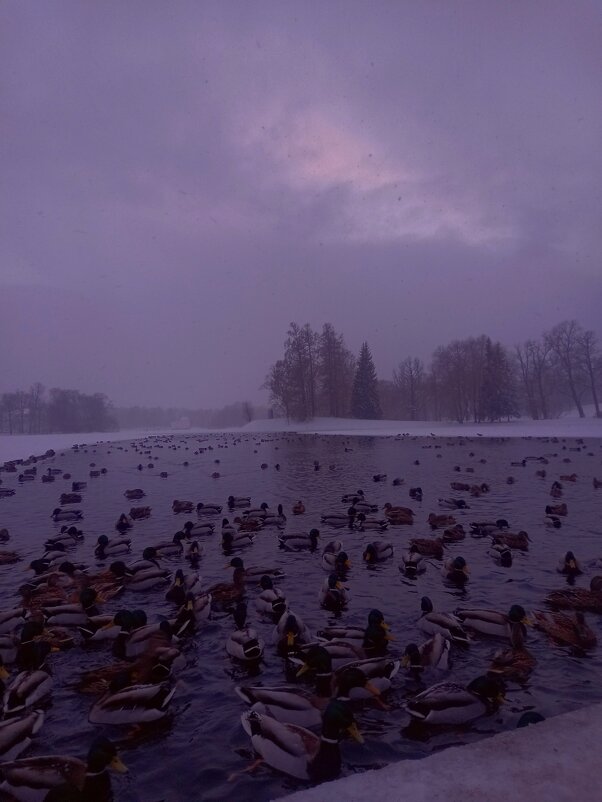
[1,1,601,408]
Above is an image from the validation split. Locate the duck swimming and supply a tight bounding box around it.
[278,529,320,551]
[363,541,394,562]
[405,675,505,725]
[454,605,528,645]
[403,633,451,673]
[241,699,362,781]
[226,602,264,662]
[417,597,469,645]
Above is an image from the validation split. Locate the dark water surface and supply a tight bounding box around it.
[0,431,601,801]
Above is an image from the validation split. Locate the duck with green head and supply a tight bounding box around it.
[406,675,505,725]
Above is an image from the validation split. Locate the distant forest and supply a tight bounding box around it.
[2,318,600,435]
[0,387,267,435]
[264,319,601,423]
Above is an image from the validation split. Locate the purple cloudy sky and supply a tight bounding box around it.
[1,1,601,407]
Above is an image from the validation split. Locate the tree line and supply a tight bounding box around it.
[0,385,117,434]
[264,320,601,423]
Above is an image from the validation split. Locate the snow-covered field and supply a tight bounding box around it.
[1,415,601,465]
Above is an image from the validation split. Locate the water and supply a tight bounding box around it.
[0,431,601,801]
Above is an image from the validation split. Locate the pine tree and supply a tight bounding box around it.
[351,342,382,419]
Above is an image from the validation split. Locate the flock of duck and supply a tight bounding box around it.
[0,431,600,800]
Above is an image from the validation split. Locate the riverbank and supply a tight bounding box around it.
[280,702,600,802]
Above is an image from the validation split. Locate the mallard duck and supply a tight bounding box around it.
[418,597,469,644]
[341,491,364,503]
[225,557,284,584]
[244,502,270,519]
[0,736,126,802]
[546,502,568,516]
[228,495,251,508]
[399,548,426,577]
[488,543,512,567]
[123,620,177,660]
[130,505,151,520]
[174,591,211,632]
[403,633,451,672]
[545,583,602,613]
[405,675,505,725]
[77,647,184,694]
[172,499,195,514]
[255,575,287,619]
[0,710,45,761]
[428,513,456,529]
[492,531,530,551]
[450,482,471,492]
[442,556,470,585]
[124,488,145,500]
[226,602,264,661]
[222,529,254,551]
[278,529,320,551]
[292,501,305,515]
[438,498,469,510]
[318,575,349,612]
[557,551,582,576]
[363,541,393,562]
[42,589,101,627]
[442,524,466,543]
[114,514,133,533]
[320,512,356,528]
[183,520,215,538]
[321,542,350,573]
[234,516,264,532]
[361,609,393,658]
[273,610,312,654]
[4,666,53,716]
[241,699,362,781]
[89,674,176,725]
[409,538,444,559]
[121,567,171,592]
[51,508,83,522]
[149,532,186,557]
[355,513,388,531]
[409,487,423,501]
[533,610,597,649]
[94,536,131,559]
[0,608,27,635]
[383,503,414,519]
[196,502,222,515]
[488,648,536,682]
[454,605,528,645]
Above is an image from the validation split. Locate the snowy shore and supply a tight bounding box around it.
[280,703,601,802]
[1,414,601,465]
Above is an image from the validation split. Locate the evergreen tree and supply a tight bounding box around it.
[351,342,381,419]
[480,339,519,422]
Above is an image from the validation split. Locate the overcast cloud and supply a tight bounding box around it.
[1,1,601,407]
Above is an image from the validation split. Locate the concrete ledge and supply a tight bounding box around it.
[280,703,601,802]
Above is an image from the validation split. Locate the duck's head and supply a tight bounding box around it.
[467,675,505,704]
[142,547,158,561]
[79,588,97,610]
[86,736,127,775]
[335,552,350,571]
[563,551,578,571]
[322,700,363,743]
[109,561,133,578]
[113,610,135,631]
[259,575,273,590]
[402,643,422,668]
[508,604,528,625]
[420,596,434,614]
[297,644,332,677]
[96,535,109,548]
[29,559,51,575]
[309,528,320,547]
[363,544,376,562]
[335,666,372,698]
[130,609,148,629]
[327,573,342,590]
[173,531,186,545]
[51,508,61,517]
[368,609,387,629]
[229,557,244,570]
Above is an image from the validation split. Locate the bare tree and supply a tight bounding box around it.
[578,330,601,417]
[393,357,425,420]
[545,321,587,417]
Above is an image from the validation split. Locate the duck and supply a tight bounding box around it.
[172,499,195,514]
[234,516,264,532]
[184,540,203,563]
[320,512,356,528]
[318,575,349,612]
[409,487,423,501]
[94,536,131,559]
[532,610,597,650]
[240,699,362,781]
[409,537,444,559]
[321,542,348,572]
[123,620,178,660]
[292,501,306,515]
[0,736,127,802]
[273,610,312,654]
[0,608,27,635]
[402,633,451,672]
[228,495,251,508]
[255,575,287,619]
[114,514,133,533]
[51,508,83,522]
[42,589,101,627]
[129,506,151,520]
[77,647,184,694]
[399,548,426,577]
[492,531,530,551]
[383,503,414,518]
[278,529,320,551]
[222,528,255,551]
[546,502,568,516]
[438,498,469,510]
[226,602,264,661]
[470,519,509,538]
[442,556,470,585]
[355,513,388,531]
[4,661,53,716]
[418,597,469,645]
[295,644,399,699]
[89,673,177,725]
[341,491,364,503]
[454,605,528,645]
[545,581,602,613]
[174,591,211,631]
[196,502,222,515]
[557,551,582,576]
[244,502,270,519]
[488,647,536,683]
[488,543,513,567]
[428,513,456,529]
[363,541,394,562]
[0,710,45,762]
[183,520,215,537]
[124,488,145,500]
[442,524,466,543]
[360,609,393,658]
[405,675,505,725]
[120,566,171,592]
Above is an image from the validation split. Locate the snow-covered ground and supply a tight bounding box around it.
[1,414,601,465]
[280,702,602,802]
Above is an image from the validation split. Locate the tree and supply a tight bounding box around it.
[393,357,425,420]
[263,359,294,422]
[545,321,587,417]
[480,339,519,421]
[578,330,601,418]
[351,342,381,419]
[318,323,355,418]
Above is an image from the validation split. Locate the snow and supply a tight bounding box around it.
[279,702,602,802]
[2,414,601,465]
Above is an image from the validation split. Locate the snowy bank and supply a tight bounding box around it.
[279,703,602,802]
[243,415,602,439]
